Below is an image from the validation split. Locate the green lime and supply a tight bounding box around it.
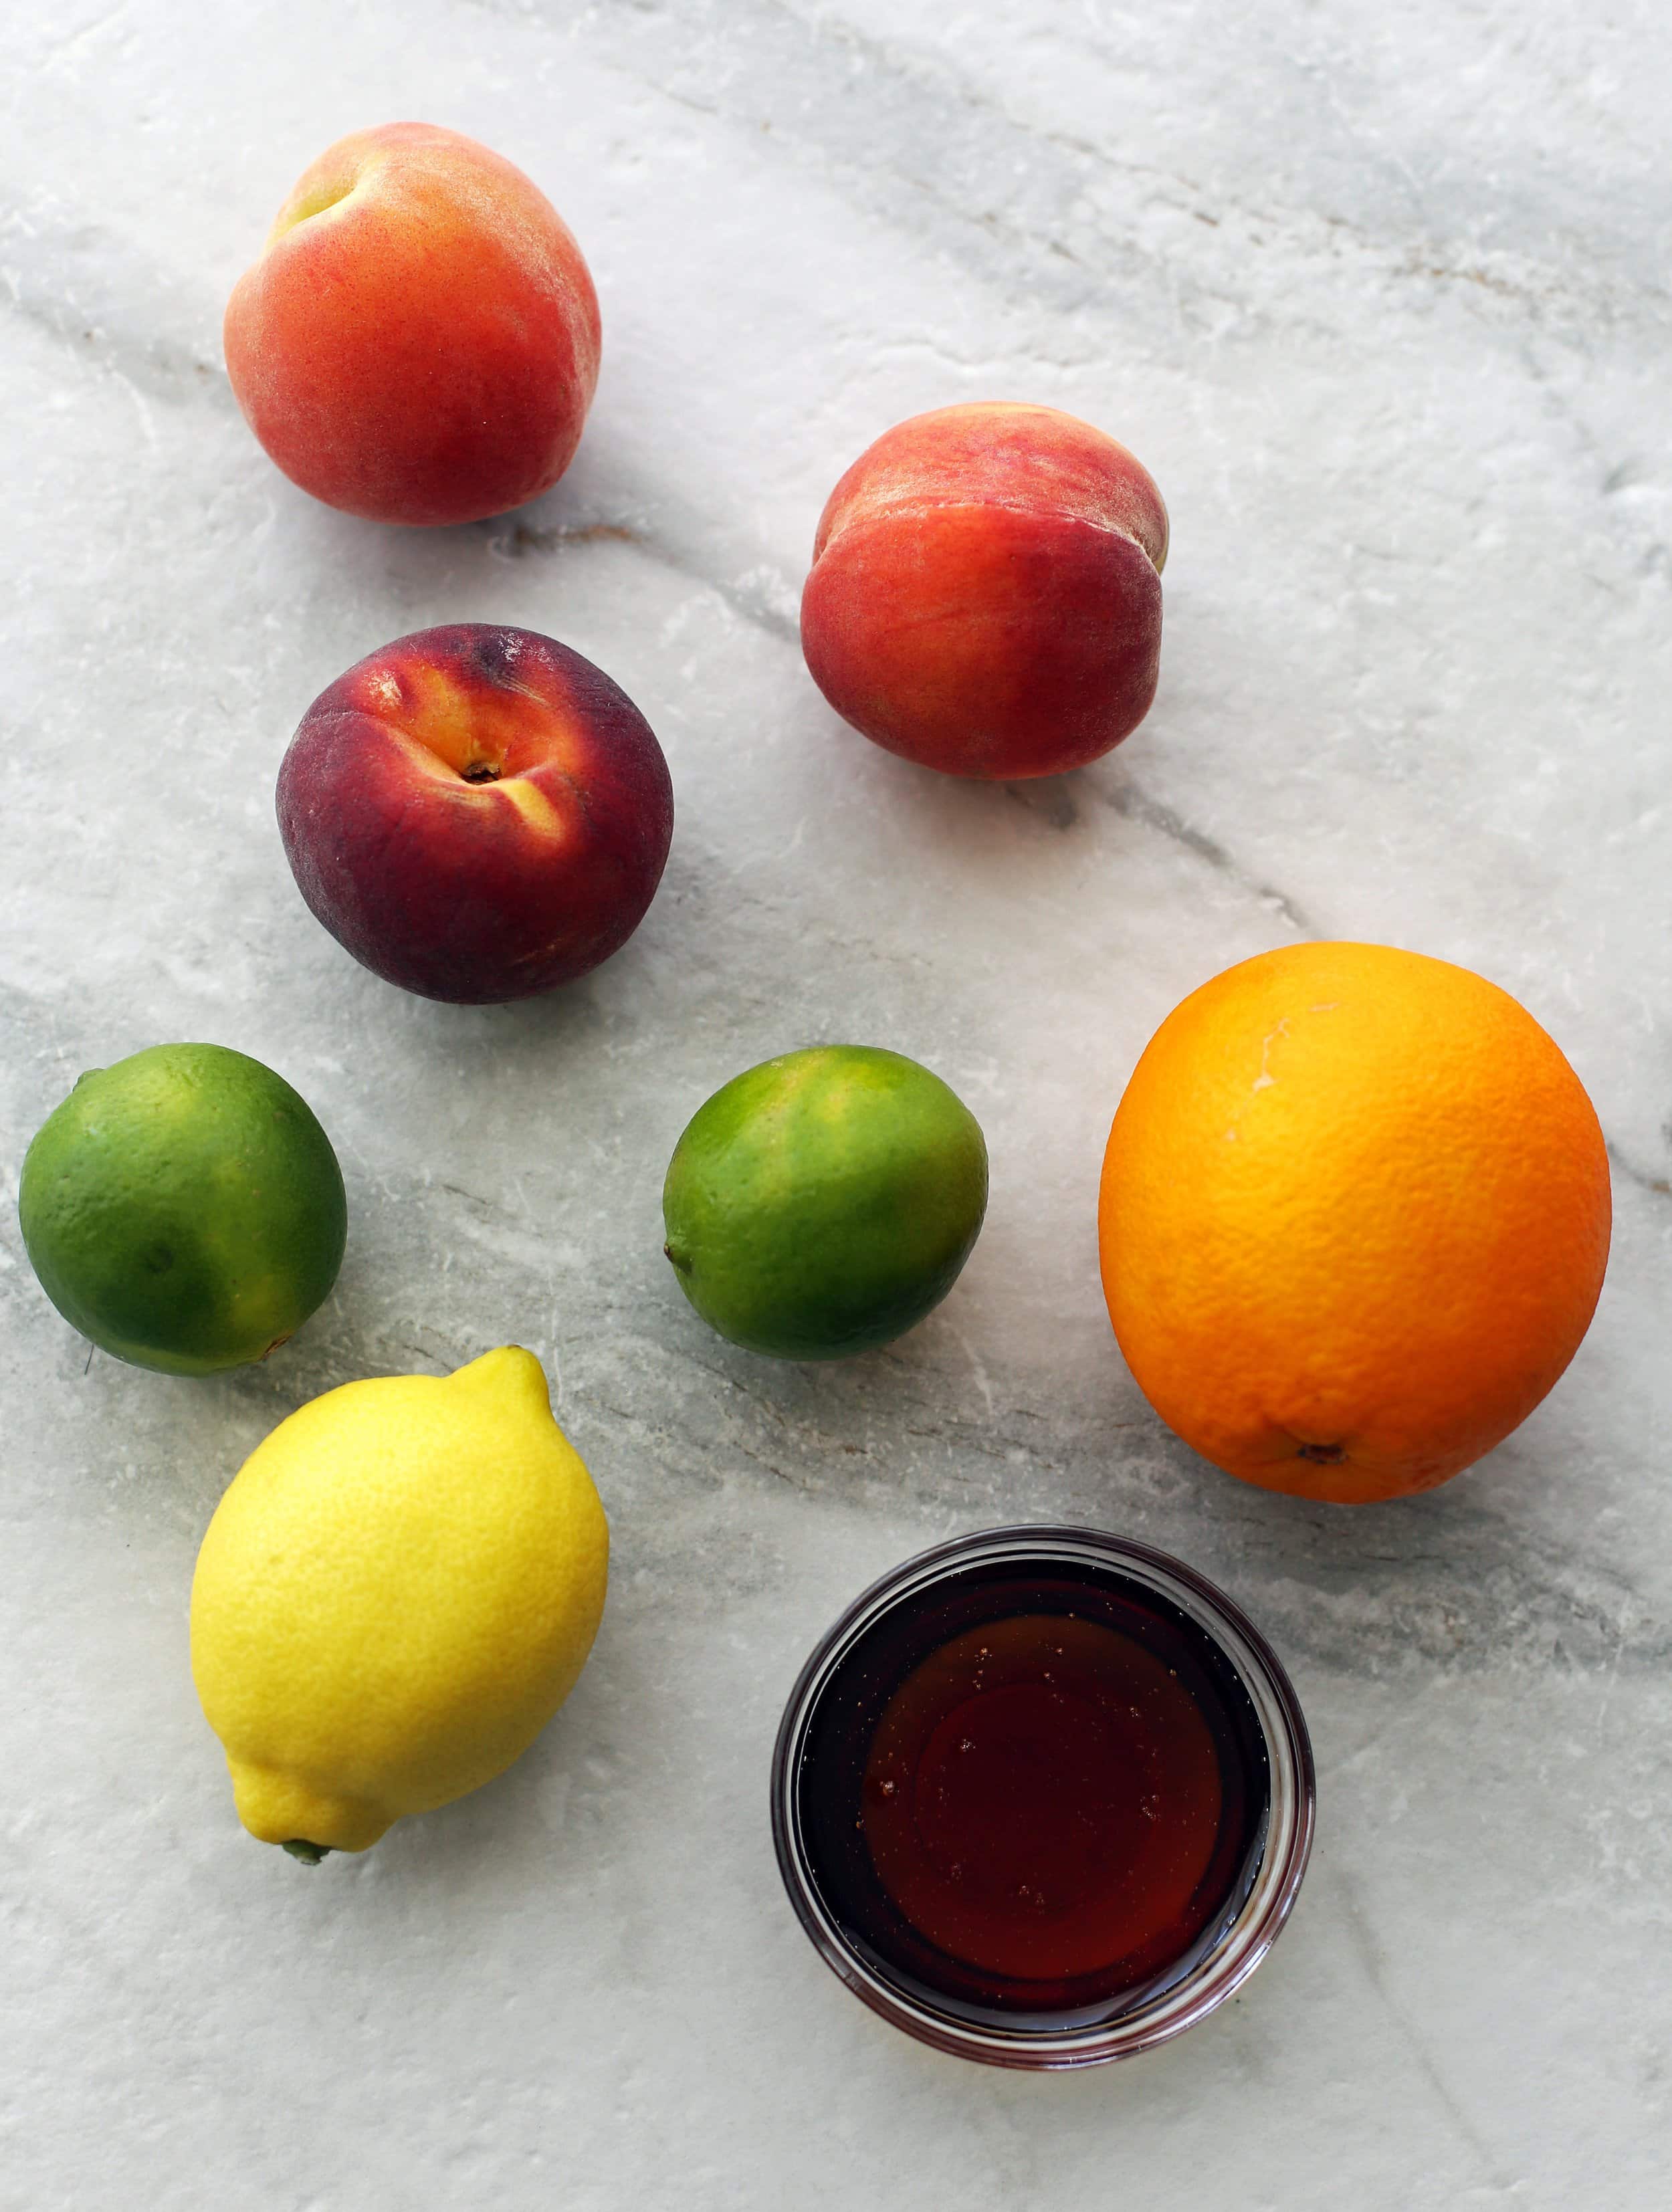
[19,1043,347,1376]
[662,1046,988,1360]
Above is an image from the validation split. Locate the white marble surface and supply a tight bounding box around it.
[2,1,1669,2204]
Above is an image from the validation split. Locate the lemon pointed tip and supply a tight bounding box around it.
[452,1342,547,1388]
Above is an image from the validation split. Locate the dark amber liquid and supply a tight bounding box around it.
[796,1560,1269,2024]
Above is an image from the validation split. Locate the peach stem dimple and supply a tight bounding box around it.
[270,175,360,241]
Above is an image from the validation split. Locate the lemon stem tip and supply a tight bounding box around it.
[280,1838,332,1866]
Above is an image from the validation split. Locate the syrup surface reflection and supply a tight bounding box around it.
[861,1612,1226,1982]
[796,1558,1271,2025]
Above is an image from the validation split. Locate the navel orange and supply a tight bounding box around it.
[1097,943,1611,1503]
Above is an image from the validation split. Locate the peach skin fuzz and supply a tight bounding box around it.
[277,625,672,1003]
[225,124,600,527]
[801,403,1168,780]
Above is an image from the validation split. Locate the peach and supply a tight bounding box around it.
[276,625,673,1003]
[225,124,601,527]
[801,403,1168,780]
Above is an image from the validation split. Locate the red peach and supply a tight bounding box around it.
[277,625,673,1003]
[801,402,1168,780]
[225,124,601,527]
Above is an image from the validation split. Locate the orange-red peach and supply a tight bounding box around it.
[225,124,600,528]
[801,403,1168,780]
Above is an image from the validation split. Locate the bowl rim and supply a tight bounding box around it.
[769,1521,1316,2070]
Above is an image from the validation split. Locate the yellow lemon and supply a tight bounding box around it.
[190,1347,607,1857]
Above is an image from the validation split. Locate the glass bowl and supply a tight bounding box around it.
[770,1523,1314,2069]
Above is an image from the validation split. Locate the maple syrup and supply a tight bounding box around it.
[774,1532,1301,2049]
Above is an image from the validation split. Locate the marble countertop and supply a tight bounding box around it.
[3,2,1669,2205]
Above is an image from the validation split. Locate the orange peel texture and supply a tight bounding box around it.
[1097,942,1611,1503]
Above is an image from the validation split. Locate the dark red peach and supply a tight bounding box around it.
[277,625,673,1003]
